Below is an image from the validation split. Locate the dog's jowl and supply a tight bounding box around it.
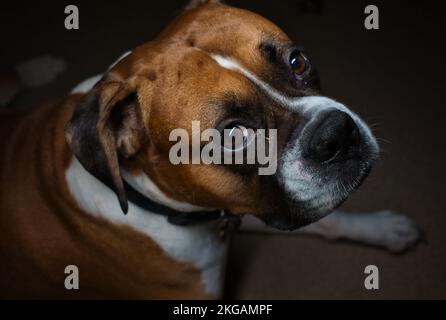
[0,0,419,299]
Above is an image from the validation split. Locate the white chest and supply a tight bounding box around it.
[65,157,227,297]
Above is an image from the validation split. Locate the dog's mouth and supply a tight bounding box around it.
[261,159,373,231]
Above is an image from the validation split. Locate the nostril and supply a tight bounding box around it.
[311,140,341,162]
[304,110,361,163]
[325,140,342,156]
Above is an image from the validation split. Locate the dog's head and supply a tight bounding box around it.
[66,0,379,230]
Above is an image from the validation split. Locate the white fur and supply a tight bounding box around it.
[65,157,227,297]
[300,210,419,252]
[70,74,102,94]
[121,170,213,213]
[241,211,419,253]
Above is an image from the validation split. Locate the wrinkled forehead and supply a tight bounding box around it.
[150,48,265,133]
[146,4,297,137]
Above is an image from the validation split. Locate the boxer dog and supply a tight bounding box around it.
[0,0,419,299]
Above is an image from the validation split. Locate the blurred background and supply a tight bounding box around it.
[1,0,445,299]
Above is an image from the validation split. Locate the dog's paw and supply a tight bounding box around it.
[366,210,420,253]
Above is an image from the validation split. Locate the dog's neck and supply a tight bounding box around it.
[121,170,223,222]
[65,156,227,297]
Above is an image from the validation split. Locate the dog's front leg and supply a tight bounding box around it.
[241,211,420,253]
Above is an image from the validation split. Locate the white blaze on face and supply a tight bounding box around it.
[209,54,378,143]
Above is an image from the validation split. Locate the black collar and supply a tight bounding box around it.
[124,180,229,226]
[123,181,241,239]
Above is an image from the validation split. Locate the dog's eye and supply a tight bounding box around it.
[222,124,255,151]
[289,50,307,76]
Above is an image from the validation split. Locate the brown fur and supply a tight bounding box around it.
[0,99,210,299]
[0,1,314,298]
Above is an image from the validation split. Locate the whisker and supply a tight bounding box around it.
[376,137,392,145]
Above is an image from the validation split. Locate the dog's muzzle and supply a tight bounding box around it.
[268,97,379,230]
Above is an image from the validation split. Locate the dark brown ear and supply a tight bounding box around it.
[66,78,146,214]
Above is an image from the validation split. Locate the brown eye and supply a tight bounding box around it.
[222,124,255,151]
[290,50,307,75]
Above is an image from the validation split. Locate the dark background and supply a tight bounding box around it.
[1,0,445,299]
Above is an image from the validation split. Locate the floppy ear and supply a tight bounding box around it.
[185,0,222,10]
[66,77,147,214]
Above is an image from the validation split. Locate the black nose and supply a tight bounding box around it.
[304,110,360,163]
